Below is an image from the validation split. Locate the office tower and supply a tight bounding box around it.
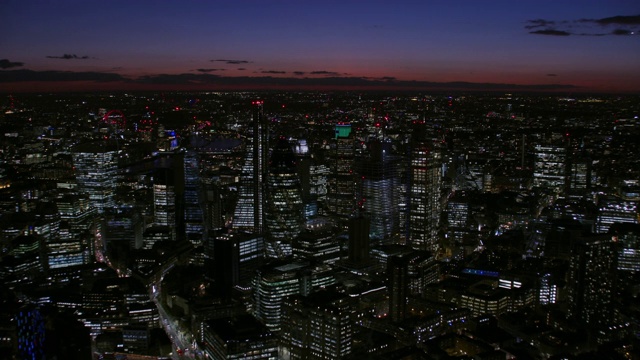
[152,153,185,241]
[567,234,617,337]
[538,273,557,305]
[610,223,640,272]
[406,250,439,296]
[105,205,143,250]
[214,234,239,300]
[1,235,46,286]
[327,124,356,221]
[208,232,265,288]
[293,219,340,265]
[296,157,328,220]
[233,101,268,233]
[253,261,335,332]
[184,150,204,245]
[568,154,592,192]
[348,214,371,266]
[595,195,638,234]
[71,141,120,214]
[203,180,224,233]
[357,140,400,242]
[533,144,567,191]
[408,129,442,252]
[388,254,409,322]
[309,163,330,207]
[16,305,45,360]
[152,168,176,239]
[264,138,304,259]
[281,290,353,360]
[203,315,278,360]
[445,192,472,255]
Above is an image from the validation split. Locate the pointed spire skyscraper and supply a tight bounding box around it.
[233,101,268,234]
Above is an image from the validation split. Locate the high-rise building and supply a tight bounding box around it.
[408,132,442,252]
[357,140,400,242]
[327,124,356,221]
[152,152,185,241]
[347,214,371,267]
[153,169,176,238]
[233,101,268,234]
[281,290,353,360]
[16,305,45,360]
[214,234,239,300]
[533,144,567,191]
[105,205,143,250]
[184,150,204,245]
[293,218,340,265]
[595,195,638,234]
[264,138,304,259]
[388,254,410,322]
[203,315,278,360]
[567,234,617,337]
[610,223,640,272]
[71,141,120,214]
[253,261,335,332]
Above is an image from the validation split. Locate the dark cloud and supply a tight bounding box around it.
[576,32,607,36]
[0,59,25,69]
[547,74,558,77]
[530,29,571,36]
[293,71,306,76]
[525,19,556,29]
[0,69,124,82]
[611,28,634,35]
[310,70,342,76]
[237,68,246,71]
[46,54,91,60]
[195,68,225,73]
[211,59,251,64]
[527,15,640,37]
[595,15,640,26]
[261,70,286,74]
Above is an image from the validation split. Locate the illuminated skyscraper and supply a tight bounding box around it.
[253,261,334,332]
[233,101,268,233]
[151,151,185,241]
[357,140,400,242]
[533,143,567,191]
[153,169,176,239]
[327,124,356,221]
[184,150,204,245]
[71,141,120,214]
[282,290,353,360]
[265,137,304,259]
[567,234,617,340]
[596,195,638,234]
[408,131,442,252]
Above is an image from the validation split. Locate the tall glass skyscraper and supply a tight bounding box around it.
[71,141,120,214]
[184,150,204,245]
[408,134,442,252]
[265,138,304,259]
[357,140,400,242]
[327,124,356,221]
[233,101,268,234]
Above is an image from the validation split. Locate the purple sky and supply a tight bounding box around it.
[1,0,639,92]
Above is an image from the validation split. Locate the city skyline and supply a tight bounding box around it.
[1,0,639,93]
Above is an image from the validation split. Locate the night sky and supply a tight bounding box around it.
[1,0,639,93]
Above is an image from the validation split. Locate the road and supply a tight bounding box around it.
[151,267,204,360]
